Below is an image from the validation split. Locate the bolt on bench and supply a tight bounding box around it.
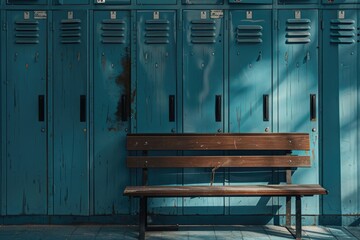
[123,133,328,240]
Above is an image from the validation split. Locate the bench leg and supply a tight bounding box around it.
[295,196,302,240]
[139,197,147,240]
[286,196,291,227]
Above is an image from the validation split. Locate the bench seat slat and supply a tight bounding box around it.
[127,156,310,168]
[124,184,327,197]
[127,133,310,151]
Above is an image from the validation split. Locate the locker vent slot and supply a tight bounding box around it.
[60,19,82,44]
[101,19,126,44]
[330,19,356,44]
[191,20,216,44]
[286,19,311,44]
[14,21,40,44]
[236,25,263,44]
[145,19,170,44]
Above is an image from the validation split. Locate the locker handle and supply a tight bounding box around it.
[80,95,86,123]
[310,94,316,121]
[121,94,128,122]
[215,95,222,122]
[263,94,269,122]
[169,95,175,122]
[38,95,45,122]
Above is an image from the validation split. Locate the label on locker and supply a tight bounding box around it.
[153,11,160,20]
[97,0,105,2]
[34,11,47,20]
[24,12,30,20]
[210,10,223,19]
[338,11,345,19]
[111,11,116,19]
[246,11,253,20]
[201,11,207,19]
[295,10,301,19]
[68,11,74,20]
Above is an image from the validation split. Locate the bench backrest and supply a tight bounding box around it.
[126,133,311,169]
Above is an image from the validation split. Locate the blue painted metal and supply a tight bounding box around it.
[279,0,319,4]
[54,0,89,5]
[182,0,223,5]
[5,10,48,215]
[138,0,176,4]
[136,10,177,133]
[93,10,131,215]
[7,0,48,4]
[228,10,274,216]
[322,0,359,4]
[52,10,89,215]
[183,9,224,133]
[229,0,272,4]
[277,9,319,215]
[322,9,359,216]
[94,0,130,4]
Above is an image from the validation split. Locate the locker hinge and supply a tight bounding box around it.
[3,22,6,31]
[321,20,324,30]
[274,20,279,30]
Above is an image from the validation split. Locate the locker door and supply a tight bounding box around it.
[278,9,319,215]
[136,11,177,133]
[322,0,358,4]
[6,10,47,215]
[183,10,224,133]
[137,0,176,4]
[322,10,359,215]
[229,10,272,133]
[53,10,89,215]
[229,10,273,216]
[279,0,318,4]
[54,0,89,4]
[182,0,223,4]
[93,10,130,215]
[229,0,272,4]
[94,0,130,4]
[183,10,224,216]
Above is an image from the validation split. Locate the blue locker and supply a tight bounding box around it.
[7,0,47,4]
[53,10,89,215]
[136,11,177,133]
[136,10,179,215]
[93,11,130,215]
[138,0,176,4]
[278,9,319,215]
[94,0,130,4]
[183,10,224,133]
[183,10,224,215]
[6,10,47,215]
[182,0,223,4]
[228,10,273,215]
[54,0,89,4]
[322,10,359,215]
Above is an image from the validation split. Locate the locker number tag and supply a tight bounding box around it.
[111,11,117,20]
[24,11,30,20]
[34,11,47,20]
[201,11,207,19]
[97,0,105,3]
[295,10,301,19]
[246,11,253,20]
[68,11,74,20]
[153,11,160,20]
[211,10,223,19]
[338,11,345,19]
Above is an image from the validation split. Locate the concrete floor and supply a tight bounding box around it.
[0,225,359,239]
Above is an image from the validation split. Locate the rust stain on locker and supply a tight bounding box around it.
[115,52,131,122]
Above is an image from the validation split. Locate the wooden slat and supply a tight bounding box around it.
[123,184,328,197]
[127,156,310,168]
[127,133,310,151]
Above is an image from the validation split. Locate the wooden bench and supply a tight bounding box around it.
[124,133,328,240]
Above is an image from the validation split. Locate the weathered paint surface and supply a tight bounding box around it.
[5,11,47,215]
[52,10,89,215]
[277,9,319,215]
[322,10,359,217]
[93,10,131,215]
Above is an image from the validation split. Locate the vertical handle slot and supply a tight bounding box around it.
[169,95,175,122]
[80,95,86,122]
[38,95,45,122]
[263,94,269,122]
[215,95,222,122]
[121,94,128,122]
[310,94,316,121]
